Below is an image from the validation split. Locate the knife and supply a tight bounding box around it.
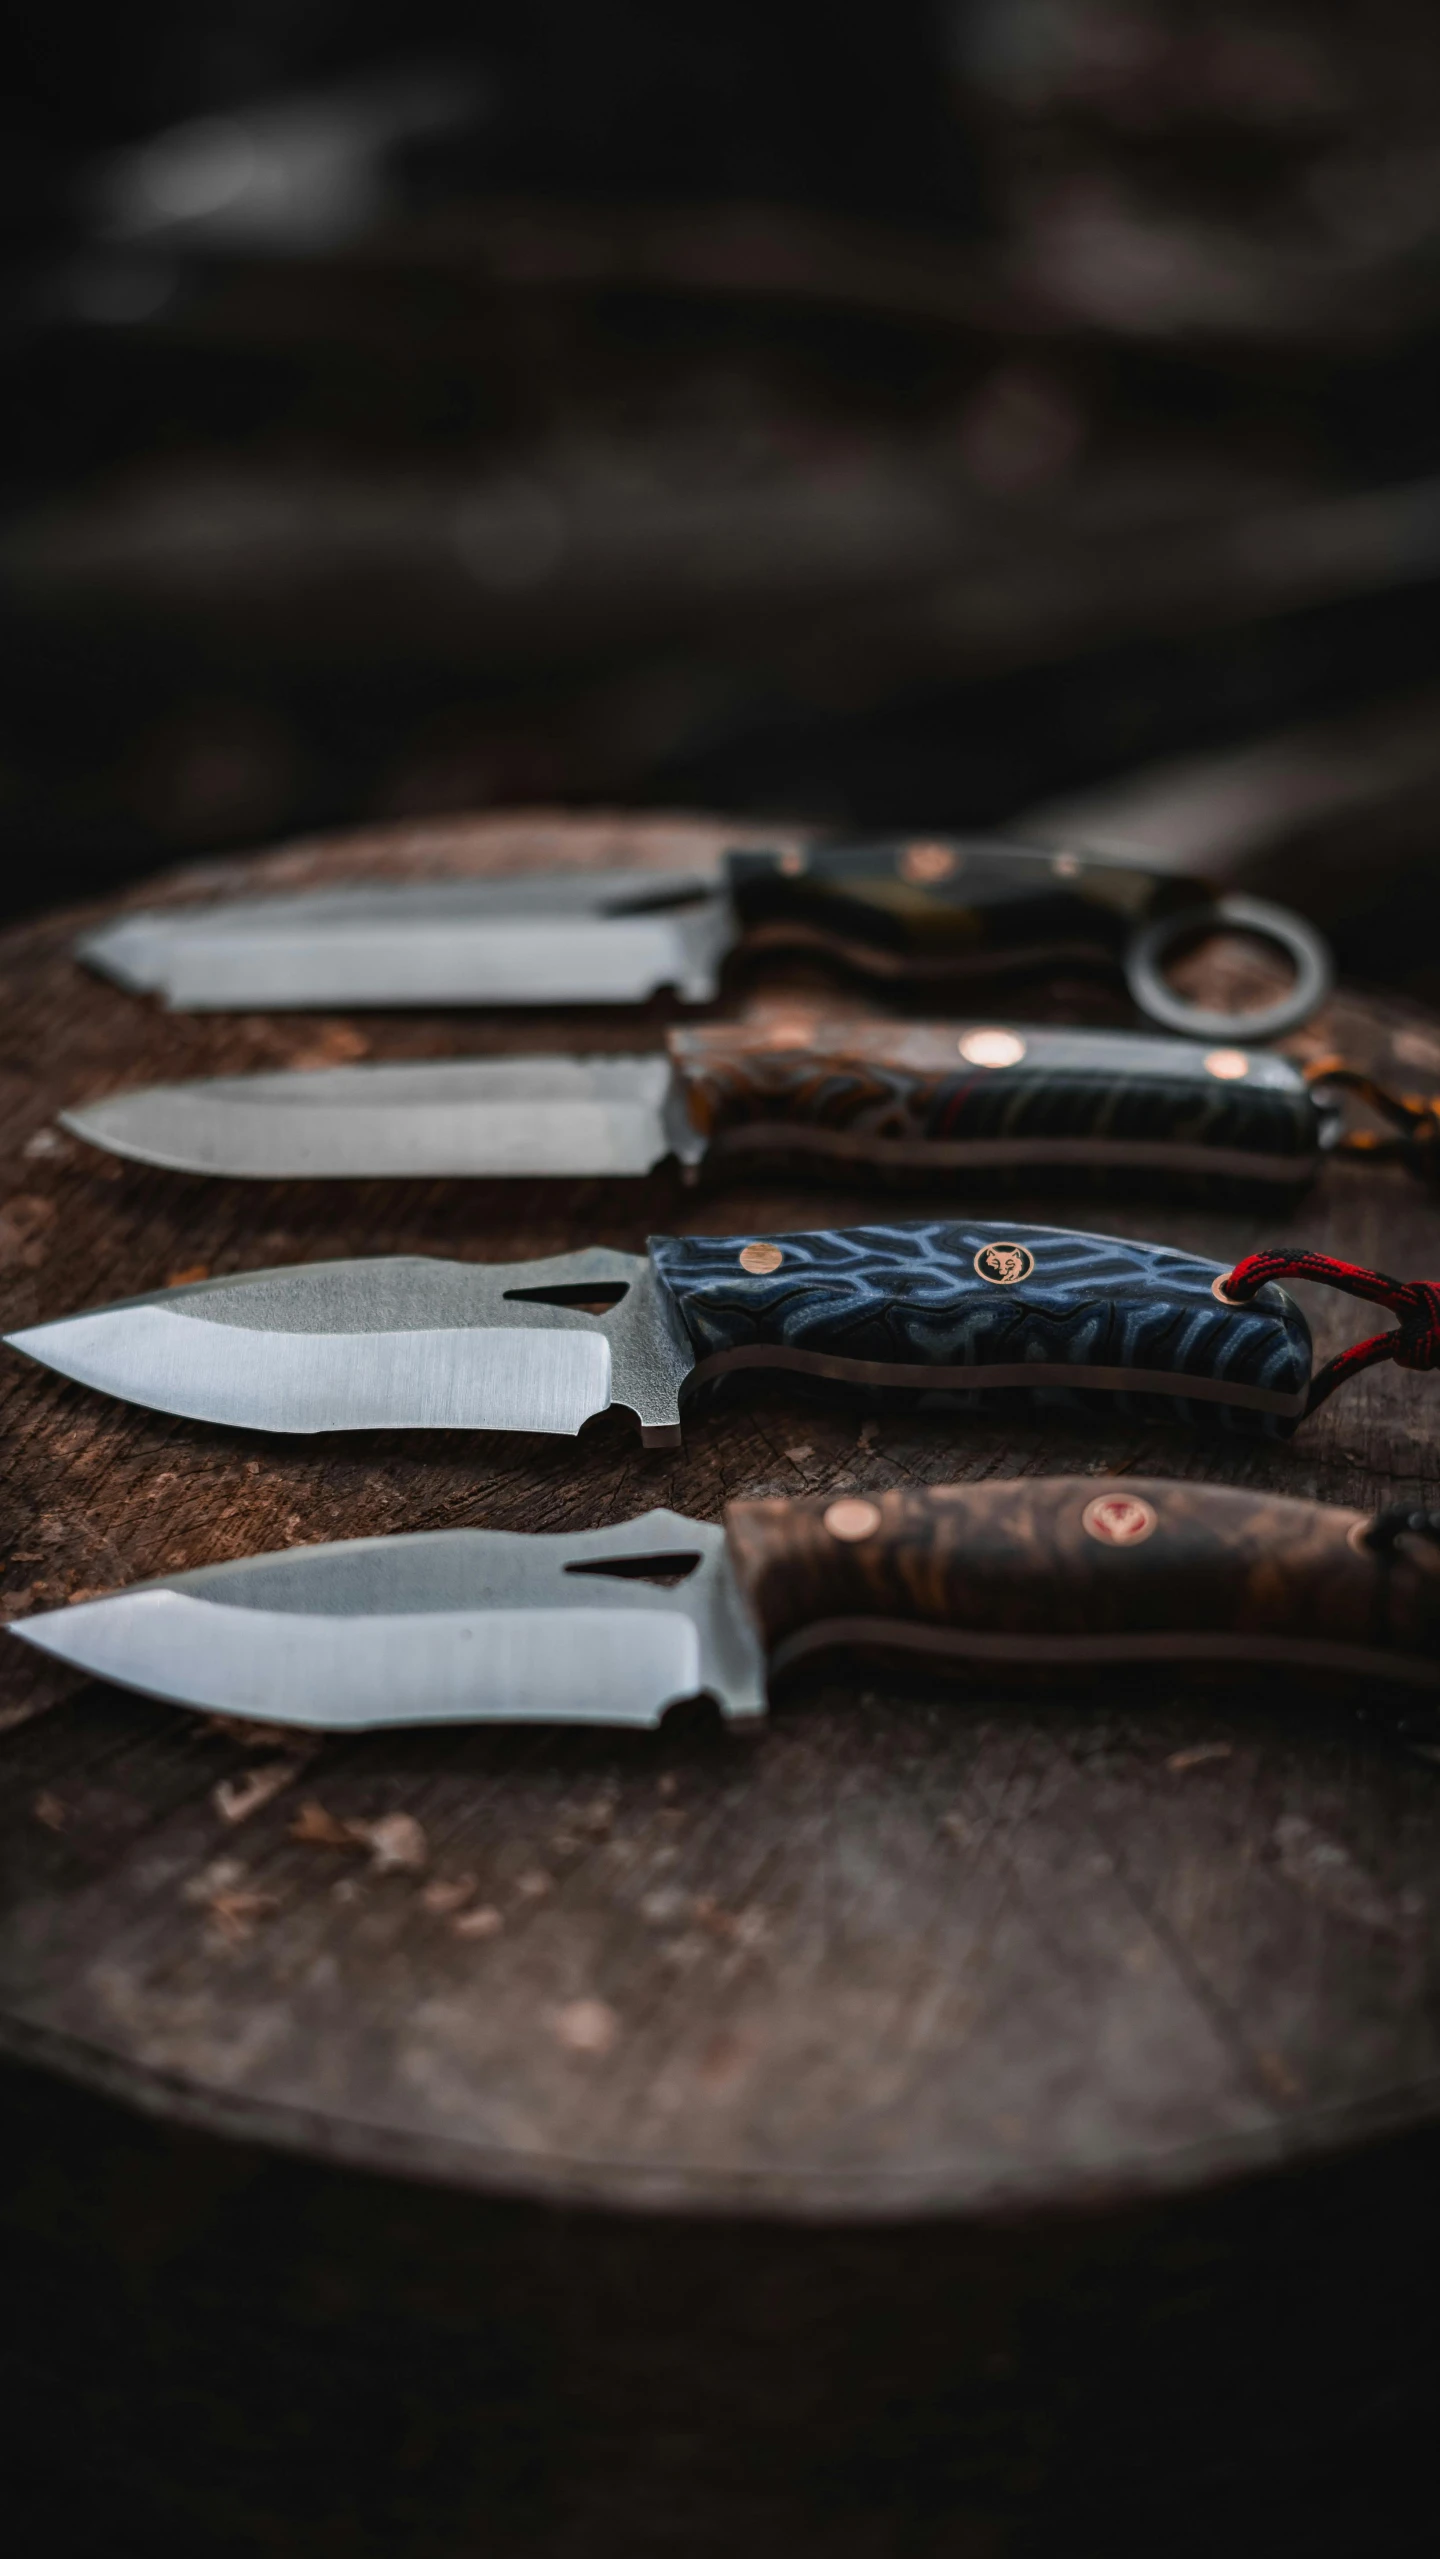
[76,838,1332,1042]
[56,1018,1331,1192]
[4,1220,1315,1446]
[13,1478,1440,1732]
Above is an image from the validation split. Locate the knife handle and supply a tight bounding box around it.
[666,1016,1322,1192]
[724,1478,1440,1689]
[723,837,1189,973]
[723,842,1332,1041]
[646,1221,1312,1435]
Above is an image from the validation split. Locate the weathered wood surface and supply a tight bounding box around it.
[4,808,1440,2223]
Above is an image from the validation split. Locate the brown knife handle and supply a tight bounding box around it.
[723,1477,1440,1688]
[668,1012,976,1149]
[665,1015,1320,1183]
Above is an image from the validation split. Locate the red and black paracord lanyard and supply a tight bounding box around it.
[1220,1247,1440,1417]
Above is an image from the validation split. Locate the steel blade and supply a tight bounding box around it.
[59,1053,699,1180]
[9,1511,768,1730]
[6,1248,692,1445]
[78,873,735,1009]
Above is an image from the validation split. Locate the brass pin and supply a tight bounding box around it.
[958,1028,1026,1069]
[823,1498,882,1542]
[900,841,960,885]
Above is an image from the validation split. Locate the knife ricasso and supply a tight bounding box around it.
[723,1480,1440,1686]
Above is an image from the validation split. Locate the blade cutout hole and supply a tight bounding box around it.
[564,1551,704,1588]
[504,1281,630,1316]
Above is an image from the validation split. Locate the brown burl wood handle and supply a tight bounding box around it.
[723,1477,1440,1689]
[669,1013,993,1144]
[664,1015,1320,1180]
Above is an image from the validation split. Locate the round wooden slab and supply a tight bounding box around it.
[3,813,1440,2548]
[4,808,1440,2214]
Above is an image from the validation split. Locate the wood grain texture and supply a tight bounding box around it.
[725,1476,1440,1675]
[2,808,1440,2213]
[3,809,1440,2547]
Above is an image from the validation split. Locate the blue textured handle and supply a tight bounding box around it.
[648,1221,1313,1436]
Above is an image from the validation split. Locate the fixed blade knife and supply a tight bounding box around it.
[58,1017,1330,1194]
[77,837,1332,1042]
[13,1478,1440,1733]
[5,1221,1315,1447]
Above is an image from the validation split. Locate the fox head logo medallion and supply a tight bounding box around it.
[973,1241,1035,1286]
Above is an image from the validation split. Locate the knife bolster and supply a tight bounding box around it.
[724,1479,1440,1688]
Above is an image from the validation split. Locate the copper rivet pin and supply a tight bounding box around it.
[778,848,806,875]
[1204,1048,1250,1081]
[958,1028,1026,1069]
[900,841,959,884]
[824,1498,882,1543]
[1081,1493,1158,1547]
[973,1241,1035,1285]
[739,1242,784,1275]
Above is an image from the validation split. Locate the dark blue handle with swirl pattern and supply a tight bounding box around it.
[648,1221,1313,1436]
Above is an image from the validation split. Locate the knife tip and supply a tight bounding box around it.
[7,1609,68,1658]
[57,1101,153,1166]
[73,928,160,994]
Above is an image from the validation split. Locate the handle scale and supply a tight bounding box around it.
[648,1221,1312,1435]
[725,1477,1440,1691]
[724,838,1195,978]
[668,1016,1321,1192]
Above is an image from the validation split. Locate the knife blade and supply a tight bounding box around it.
[76,837,1332,1041]
[4,1221,1314,1447]
[57,1018,1328,1192]
[13,1478,1438,1733]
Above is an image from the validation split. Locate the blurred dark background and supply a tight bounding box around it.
[5,1,1440,987]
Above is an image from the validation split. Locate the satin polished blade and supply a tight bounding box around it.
[59,1053,698,1180]
[5,1249,693,1445]
[78,873,735,1009]
[9,1511,768,1730]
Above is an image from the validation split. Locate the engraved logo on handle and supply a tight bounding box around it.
[973,1241,1035,1286]
[1082,1493,1158,1547]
